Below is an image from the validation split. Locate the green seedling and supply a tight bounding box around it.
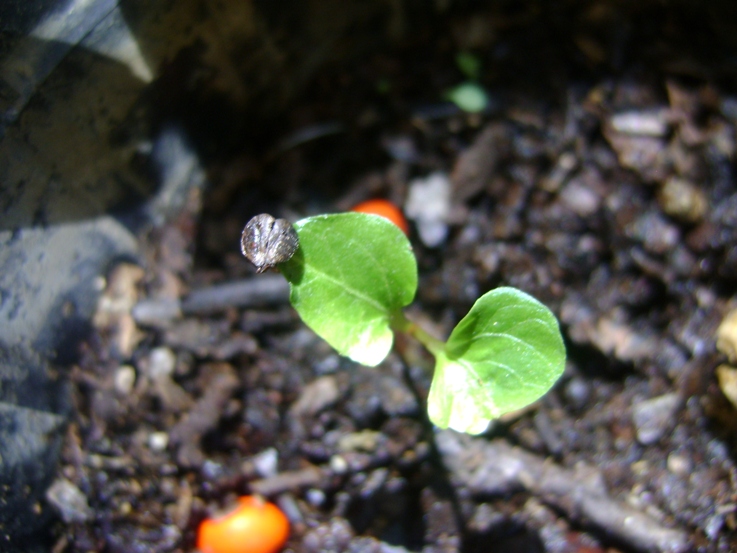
[446,82,489,113]
[456,51,482,81]
[249,212,565,435]
[446,51,489,113]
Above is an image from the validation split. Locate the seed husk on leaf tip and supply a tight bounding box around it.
[241,214,299,273]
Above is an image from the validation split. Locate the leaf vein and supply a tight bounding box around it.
[308,264,387,314]
[475,329,549,360]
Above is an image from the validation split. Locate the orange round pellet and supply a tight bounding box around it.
[351,199,409,235]
[197,496,289,553]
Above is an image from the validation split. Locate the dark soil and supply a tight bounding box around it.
[50,2,737,552]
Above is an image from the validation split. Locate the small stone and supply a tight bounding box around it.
[377,374,418,416]
[305,488,326,507]
[114,365,136,395]
[610,110,669,137]
[405,172,451,247]
[252,447,279,478]
[148,431,169,452]
[704,513,726,542]
[382,135,419,162]
[716,309,737,363]
[46,478,92,523]
[329,455,349,475]
[627,211,680,255]
[716,365,737,410]
[94,263,145,321]
[667,453,692,476]
[467,503,506,533]
[658,177,708,223]
[290,376,340,417]
[302,518,354,553]
[313,353,340,375]
[603,131,668,183]
[540,152,577,192]
[140,347,193,412]
[631,393,681,445]
[592,317,652,362]
[560,180,601,217]
[92,263,146,357]
[147,347,177,379]
[564,377,591,409]
[337,430,381,453]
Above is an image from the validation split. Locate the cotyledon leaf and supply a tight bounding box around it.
[428,287,566,434]
[280,213,417,366]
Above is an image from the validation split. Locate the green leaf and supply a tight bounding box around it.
[428,287,566,434]
[445,82,489,113]
[280,213,417,366]
[456,51,482,80]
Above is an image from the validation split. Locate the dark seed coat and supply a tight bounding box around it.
[241,214,299,273]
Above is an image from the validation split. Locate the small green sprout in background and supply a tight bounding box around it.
[445,50,490,114]
[250,212,566,435]
[456,51,482,80]
[445,82,489,114]
[375,77,392,95]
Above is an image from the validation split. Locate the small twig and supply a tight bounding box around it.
[181,275,289,314]
[249,466,326,497]
[436,430,690,553]
[169,364,239,467]
[132,275,289,325]
[275,121,345,154]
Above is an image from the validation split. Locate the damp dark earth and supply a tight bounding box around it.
[43,2,737,552]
